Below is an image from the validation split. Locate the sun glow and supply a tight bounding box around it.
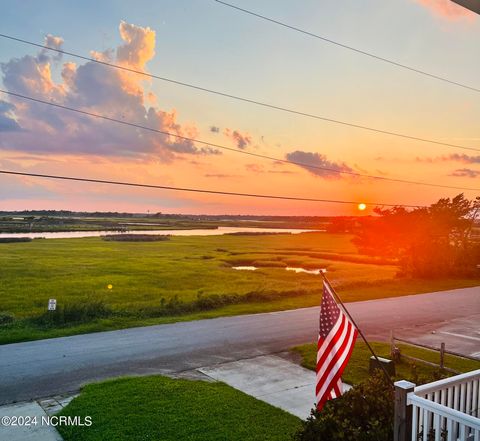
[358,203,367,211]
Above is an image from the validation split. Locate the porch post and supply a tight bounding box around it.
[394,380,416,441]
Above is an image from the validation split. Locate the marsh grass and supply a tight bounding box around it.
[0,233,478,344]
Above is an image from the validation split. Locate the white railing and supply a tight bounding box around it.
[406,369,480,441]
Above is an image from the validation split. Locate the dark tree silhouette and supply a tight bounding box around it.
[353,194,480,278]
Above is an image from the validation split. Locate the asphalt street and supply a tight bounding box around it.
[0,286,478,404]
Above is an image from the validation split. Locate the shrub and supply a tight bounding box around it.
[0,237,32,243]
[137,289,319,318]
[101,234,170,242]
[0,312,15,326]
[294,373,394,441]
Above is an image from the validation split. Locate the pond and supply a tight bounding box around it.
[232,266,327,274]
[286,267,327,275]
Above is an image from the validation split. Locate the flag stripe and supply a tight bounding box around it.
[316,315,346,373]
[316,325,356,408]
[329,379,342,399]
[315,316,349,387]
[315,280,358,411]
[316,313,344,366]
[316,326,358,409]
[317,335,357,409]
[316,320,355,400]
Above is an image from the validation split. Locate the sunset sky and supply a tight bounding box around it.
[0,0,479,215]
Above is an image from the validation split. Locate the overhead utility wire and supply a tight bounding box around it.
[215,0,480,94]
[0,33,478,153]
[2,89,479,193]
[0,170,422,208]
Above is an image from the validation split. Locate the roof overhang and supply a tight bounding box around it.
[451,0,480,15]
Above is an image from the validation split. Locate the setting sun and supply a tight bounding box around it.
[358,203,367,211]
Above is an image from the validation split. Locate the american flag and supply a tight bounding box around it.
[316,280,358,410]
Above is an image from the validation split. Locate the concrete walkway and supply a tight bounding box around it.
[0,394,75,441]
[199,354,350,419]
[0,401,63,441]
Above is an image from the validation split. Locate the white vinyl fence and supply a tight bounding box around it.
[395,370,480,441]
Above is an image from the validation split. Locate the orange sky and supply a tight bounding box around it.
[0,0,479,215]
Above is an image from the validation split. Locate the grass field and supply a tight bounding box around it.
[292,342,480,385]
[57,375,301,441]
[0,232,478,344]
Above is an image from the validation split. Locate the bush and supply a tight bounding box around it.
[294,374,394,441]
[137,289,319,319]
[101,234,170,242]
[0,312,15,326]
[0,237,32,243]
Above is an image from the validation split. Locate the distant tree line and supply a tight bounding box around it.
[1,210,335,222]
[0,210,146,217]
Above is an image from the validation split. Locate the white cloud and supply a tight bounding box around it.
[0,22,217,160]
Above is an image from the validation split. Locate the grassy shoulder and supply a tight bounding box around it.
[292,342,480,385]
[0,233,478,344]
[1,277,478,345]
[57,375,301,441]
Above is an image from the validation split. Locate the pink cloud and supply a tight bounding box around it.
[245,163,264,173]
[414,0,477,21]
[449,168,480,177]
[415,153,480,163]
[224,128,252,149]
[245,163,296,175]
[0,22,218,160]
[285,150,354,179]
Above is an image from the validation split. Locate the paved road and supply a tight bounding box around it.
[0,286,478,404]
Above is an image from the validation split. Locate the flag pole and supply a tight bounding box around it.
[319,271,395,387]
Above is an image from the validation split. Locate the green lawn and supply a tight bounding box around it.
[57,376,301,441]
[0,233,478,344]
[292,342,480,385]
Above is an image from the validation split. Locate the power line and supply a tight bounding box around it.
[2,89,479,193]
[0,33,478,153]
[0,169,422,207]
[215,0,480,94]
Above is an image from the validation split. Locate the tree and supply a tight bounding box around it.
[352,194,480,278]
